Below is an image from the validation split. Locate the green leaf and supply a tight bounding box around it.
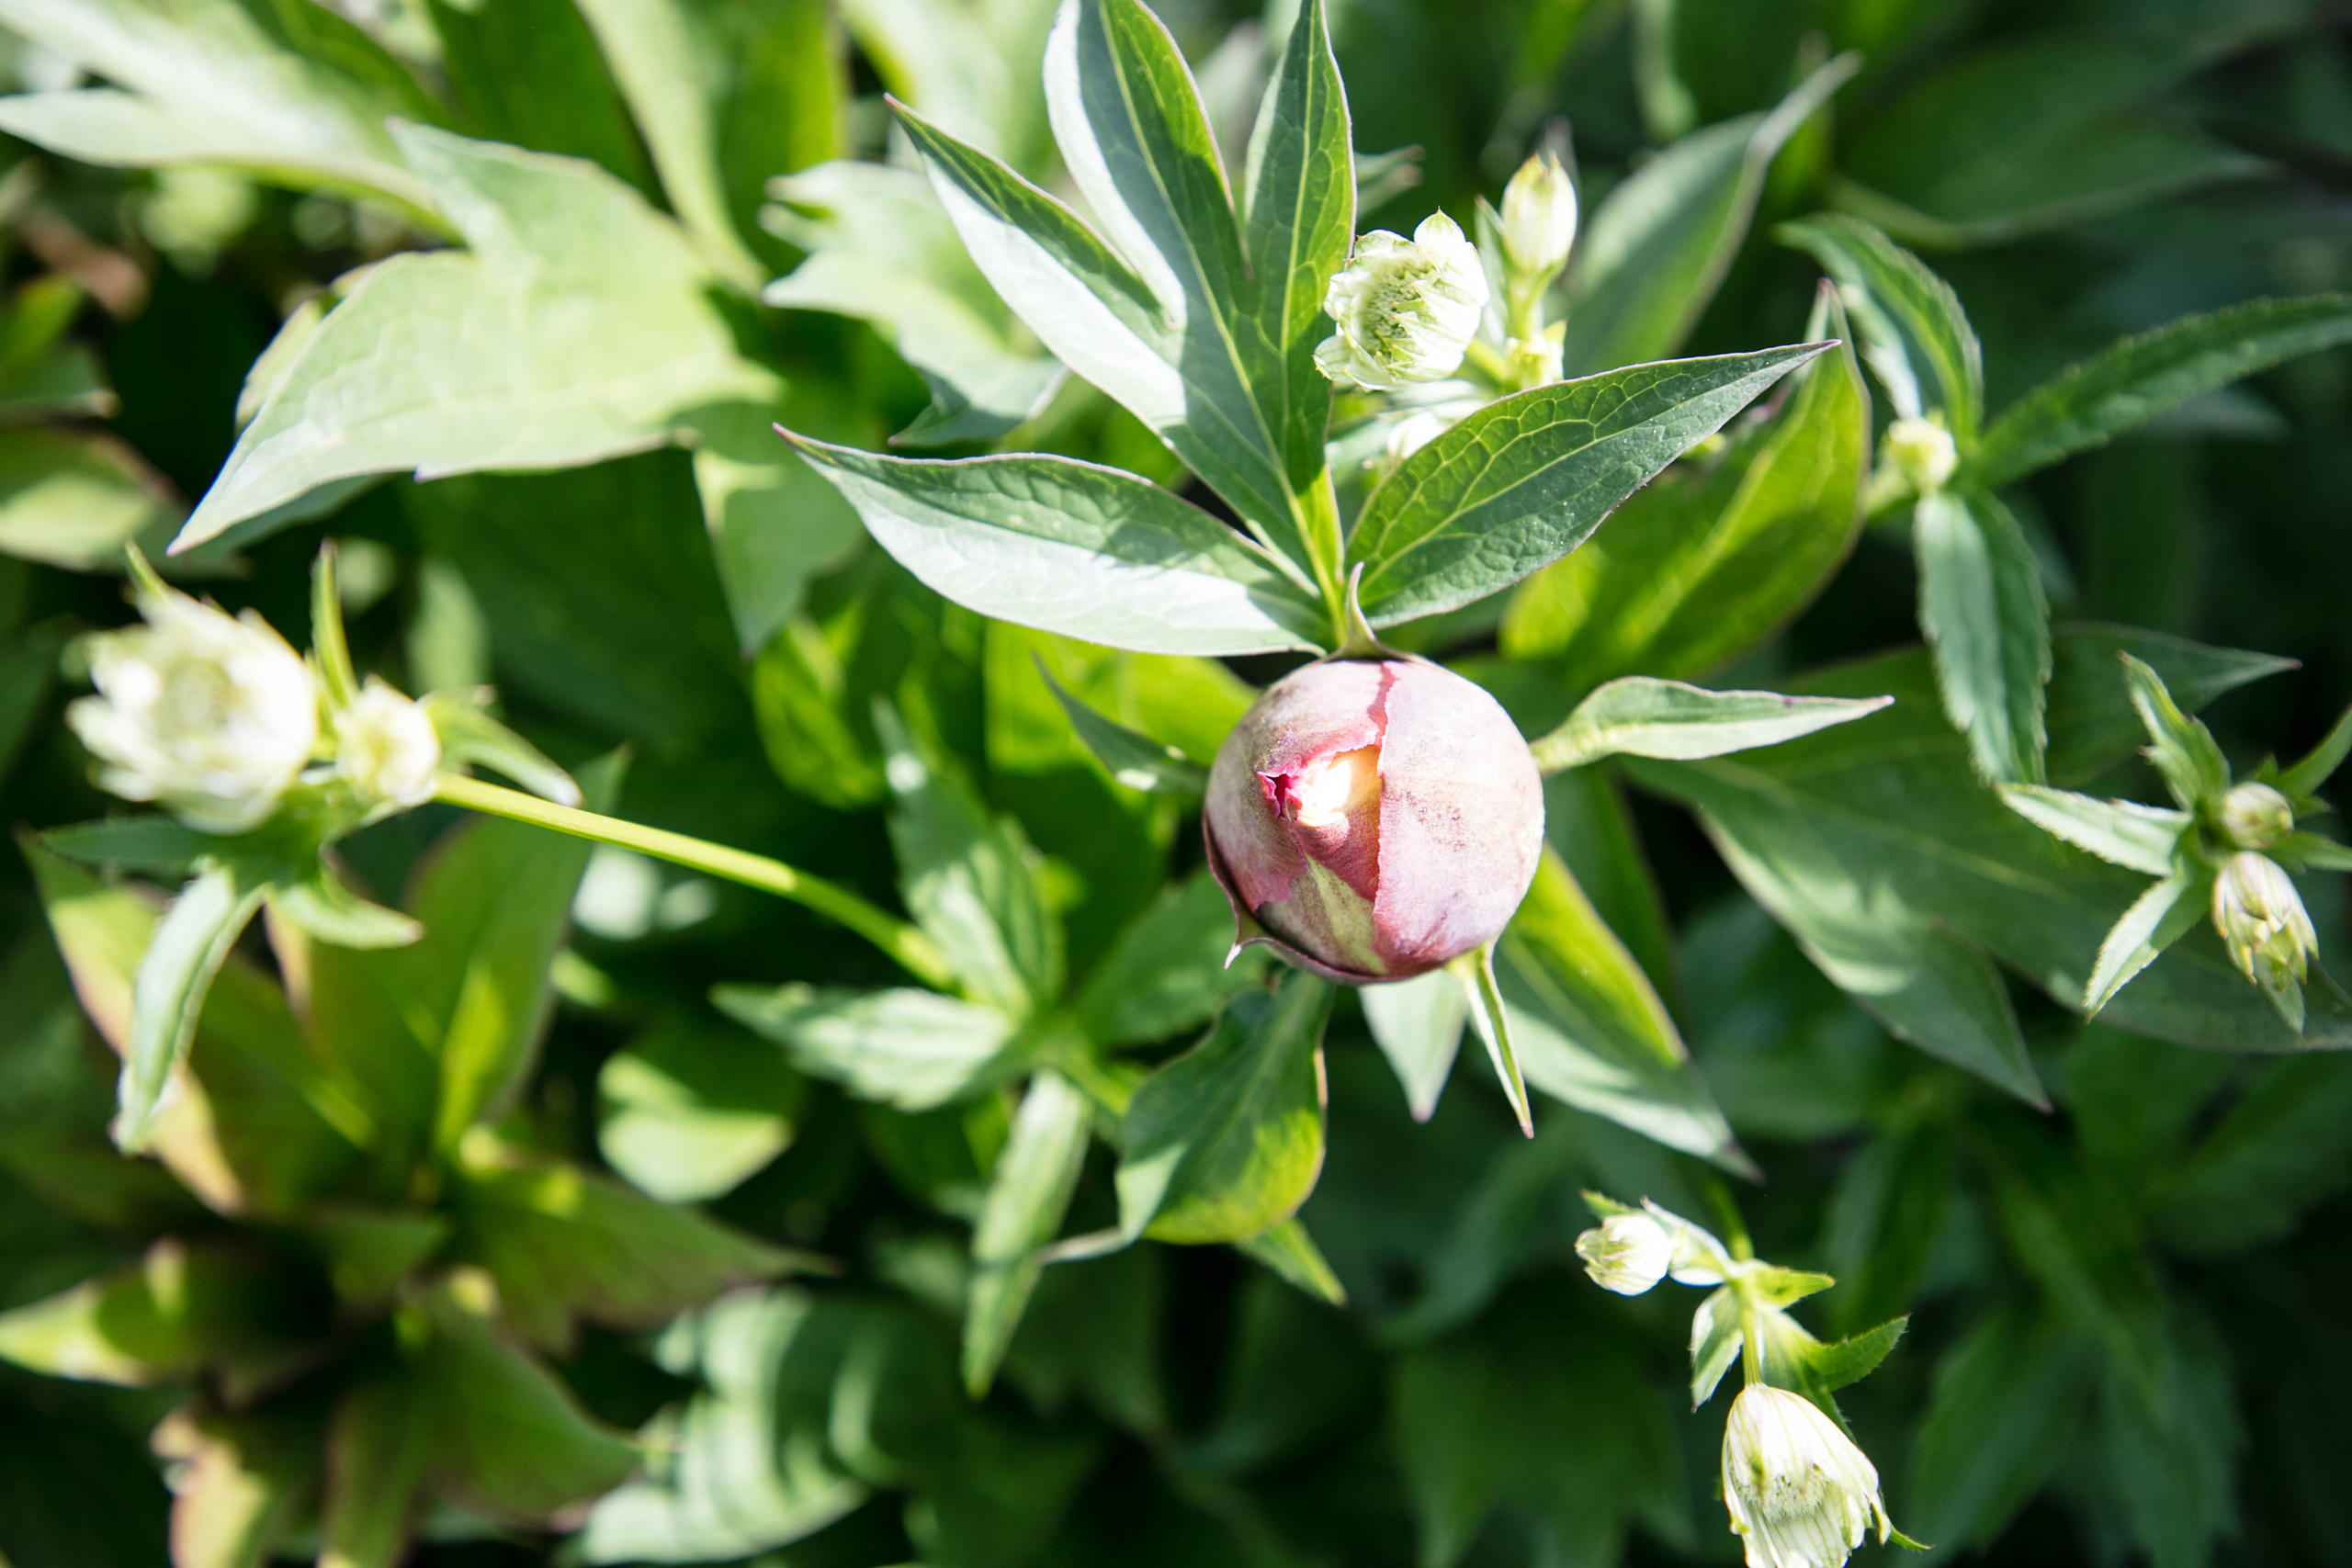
[597,1014,805,1203]
[1977,295,2352,486]
[450,1144,801,1354]
[417,1287,641,1526]
[1074,872,1272,1049]
[1496,850,1747,1168]
[263,867,424,951]
[964,1070,1092,1396]
[762,161,1062,444]
[1040,665,1209,795]
[1360,968,1466,1123]
[319,1377,433,1568]
[713,983,1020,1111]
[1502,300,1870,687]
[0,1238,287,1387]
[1780,213,1982,435]
[152,1405,315,1568]
[119,862,266,1152]
[1916,489,2051,783]
[683,393,867,656]
[39,816,213,877]
[424,698,582,807]
[1561,51,1856,374]
[2044,627,2291,786]
[0,0,441,208]
[425,0,654,191]
[307,768,606,1178]
[787,436,1326,656]
[2120,652,2231,808]
[1041,0,1321,566]
[0,428,180,570]
[1117,971,1331,1245]
[571,0,763,286]
[1629,631,2350,1064]
[1905,1308,2095,1552]
[1835,32,2266,249]
[2278,704,2352,802]
[1236,0,1351,493]
[1690,1287,1742,1408]
[1530,678,1891,773]
[2147,1055,2352,1258]
[577,1289,871,1562]
[876,703,1062,1014]
[1350,345,1829,625]
[1801,1316,1908,1394]
[1997,785,2188,876]
[176,124,772,552]
[1236,1218,1347,1305]
[893,86,1302,571]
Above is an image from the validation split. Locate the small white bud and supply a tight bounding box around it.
[2212,852,2316,994]
[335,677,441,811]
[67,585,319,833]
[1883,416,1958,496]
[1577,1212,1676,1295]
[1316,212,1490,391]
[1499,151,1577,284]
[1722,1384,1896,1568]
[1502,323,1564,388]
[2213,782,2293,851]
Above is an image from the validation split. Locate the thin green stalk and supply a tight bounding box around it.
[1740,1296,1766,1385]
[1295,468,1351,645]
[433,773,957,991]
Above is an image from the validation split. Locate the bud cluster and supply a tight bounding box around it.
[1575,1195,1911,1568]
[67,558,446,839]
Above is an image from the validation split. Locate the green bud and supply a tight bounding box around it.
[1883,415,1958,496]
[2212,851,2317,1005]
[1499,151,1577,285]
[2213,781,2293,851]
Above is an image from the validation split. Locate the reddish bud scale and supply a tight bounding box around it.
[1204,658,1544,982]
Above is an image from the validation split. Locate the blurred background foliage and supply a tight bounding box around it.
[0,0,2349,1565]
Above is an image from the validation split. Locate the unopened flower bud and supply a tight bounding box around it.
[1204,659,1542,981]
[68,584,318,833]
[1883,416,1958,496]
[335,677,441,811]
[1499,151,1577,284]
[1502,323,1564,388]
[2212,852,2316,994]
[1577,1213,1674,1295]
[2213,782,2293,851]
[1316,213,1490,391]
[1722,1384,1896,1568]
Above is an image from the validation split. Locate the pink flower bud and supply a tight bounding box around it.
[1204,659,1544,981]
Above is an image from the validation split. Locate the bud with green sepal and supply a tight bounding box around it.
[1998,655,2351,1029]
[1316,212,1490,391]
[1880,414,1958,498]
[1576,1191,1920,1567]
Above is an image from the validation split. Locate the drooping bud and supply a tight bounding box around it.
[67,583,319,833]
[1204,659,1543,981]
[1499,151,1577,285]
[2212,781,2293,851]
[1577,1212,1675,1295]
[1316,213,1490,391]
[1883,415,1958,496]
[335,677,442,811]
[1722,1384,1897,1568]
[2212,851,2316,999]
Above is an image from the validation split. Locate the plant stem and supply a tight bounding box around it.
[1296,468,1351,643]
[1740,1296,1766,1384]
[433,773,957,991]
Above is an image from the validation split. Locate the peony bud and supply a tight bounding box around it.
[1204,658,1543,981]
[1883,415,1958,496]
[67,583,319,833]
[1316,213,1490,391]
[1499,151,1577,285]
[1722,1384,1896,1568]
[2212,851,2316,995]
[2212,781,2293,851]
[335,677,442,811]
[1577,1212,1675,1295]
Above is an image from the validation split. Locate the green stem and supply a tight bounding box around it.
[1740,1294,1766,1385]
[1295,468,1351,645]
[1462,335,1514,389]
[433,773,957,991]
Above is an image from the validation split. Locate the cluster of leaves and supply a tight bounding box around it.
[0,0,2350,1565]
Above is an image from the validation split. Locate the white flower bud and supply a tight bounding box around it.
[67,586,319,833]
[1499,151,1577,284]
[1316,212,1490,391]
[1577,1212,1676,1295]
[2213,782,2293,851]
[1883,416,1958,496]
[2212,852,2316,992]
[335,677,441,811]
[1722,1384,1895,1568]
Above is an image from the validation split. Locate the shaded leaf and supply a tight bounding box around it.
[1075,872,1272,1048]
[1781,213,1981,434]
[1916,488,2050,783]
[964,1070,1092,1395]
